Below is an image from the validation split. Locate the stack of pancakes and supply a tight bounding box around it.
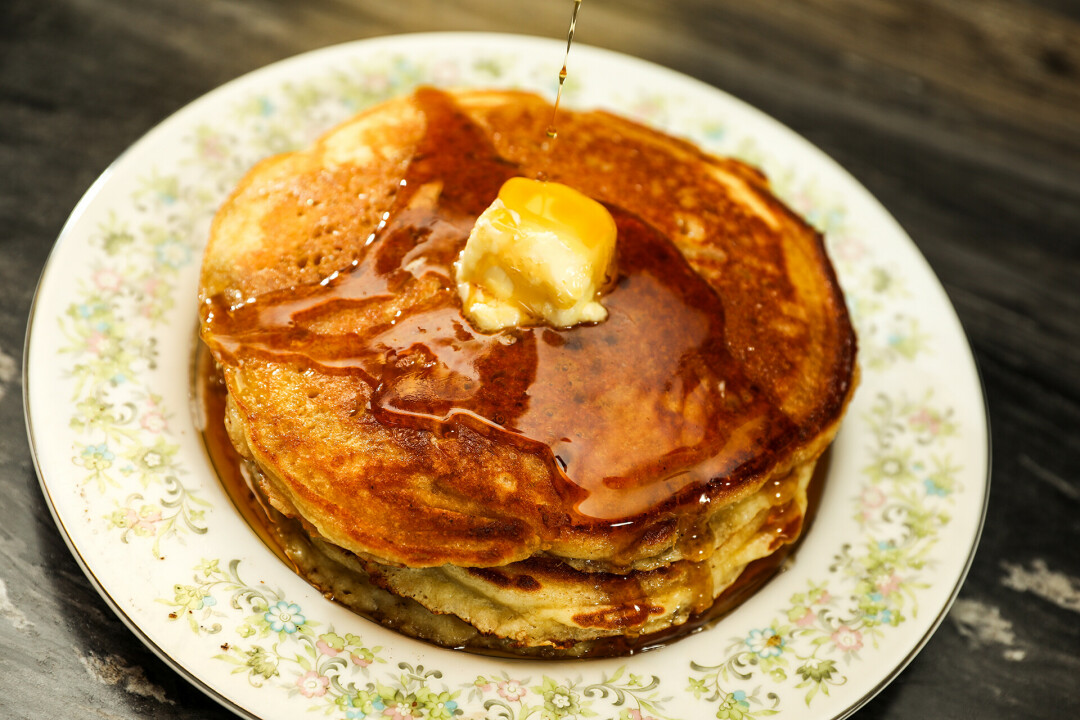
[198,87,857,656]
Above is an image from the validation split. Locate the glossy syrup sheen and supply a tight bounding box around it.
[196,347,831,657]
[196,343,830,657]
[202,87,795,521]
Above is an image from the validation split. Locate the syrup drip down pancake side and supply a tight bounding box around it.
[198,87,857,654]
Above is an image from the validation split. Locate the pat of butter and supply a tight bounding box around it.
[455,177,617,331]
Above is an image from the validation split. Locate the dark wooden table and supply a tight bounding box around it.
[2,1,1078,718]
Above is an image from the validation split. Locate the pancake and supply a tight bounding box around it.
[239,447,817,656]
[198,87,857,654]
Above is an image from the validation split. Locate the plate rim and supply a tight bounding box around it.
[23,30,991,720]
[22,160,266,720]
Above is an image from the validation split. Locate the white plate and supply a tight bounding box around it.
[26,33,988,720]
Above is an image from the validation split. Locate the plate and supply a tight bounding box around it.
[25,33,988,720]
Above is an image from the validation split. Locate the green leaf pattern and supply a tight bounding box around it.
[687,391,958,715]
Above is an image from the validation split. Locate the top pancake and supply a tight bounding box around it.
[199,87,856,571]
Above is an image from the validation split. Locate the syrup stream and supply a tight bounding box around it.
[546,0,583,140]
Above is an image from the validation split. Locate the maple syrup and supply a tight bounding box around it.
[193,343,295,569]
[202,88,797,522]
[194,83,838,657]
[546,0,583,140]
[195,352,832,658]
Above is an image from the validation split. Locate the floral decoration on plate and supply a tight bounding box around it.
[27,33,987,720]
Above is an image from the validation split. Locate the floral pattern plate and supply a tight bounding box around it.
[26,33,989,720]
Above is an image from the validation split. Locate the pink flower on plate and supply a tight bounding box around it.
[295,670,329,698]
[363,73,390,94]
[86,331,107,355]
[909,408,941,435]
[140,278,163,317]
[92,268,122,292]
[140,411,166,433]
[877,573,902,595]
[120,507,162,536]
[860,486,886,509]
[497,679,527,702]
[197,132,228,162]
[135,509,162,532]
[382,705,416,720]
[834,236,866,262]
[795,608,817,627]
[832,626,863,653]
[350,652,372,668]
[315,640,340,657]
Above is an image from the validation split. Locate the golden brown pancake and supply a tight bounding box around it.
[198,87,857,654]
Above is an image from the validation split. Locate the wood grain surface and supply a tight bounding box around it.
[1,1,1077,718]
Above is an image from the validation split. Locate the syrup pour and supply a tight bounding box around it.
[546,0,584,140]
[201,88,798,522]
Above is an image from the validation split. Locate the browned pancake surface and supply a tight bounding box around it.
[200,88,856,570]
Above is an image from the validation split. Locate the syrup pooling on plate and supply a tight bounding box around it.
[202,87,796,521]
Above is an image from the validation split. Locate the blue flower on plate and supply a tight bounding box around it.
[264,601,305,634]
[745,627,785,658]
[924,478,949,496]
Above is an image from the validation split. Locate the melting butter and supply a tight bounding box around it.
[455,177,616,331]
